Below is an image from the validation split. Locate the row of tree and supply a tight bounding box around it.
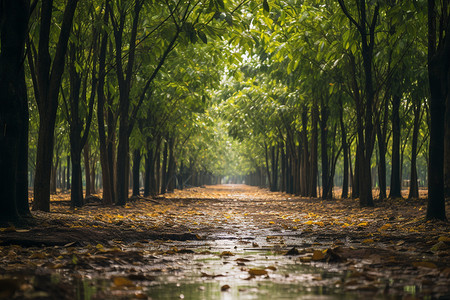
[220,0,448,220]
[0,0,448,224]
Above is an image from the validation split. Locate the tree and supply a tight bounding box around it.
[0,0,30,223]
[30,0,79,211]
[426,0,449,220]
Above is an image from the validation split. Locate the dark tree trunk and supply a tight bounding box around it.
[67,155,71,190]
[426,0,449,220]
[144,149,152,197]
[155,146,161,194]
[280,143,286,192]
[390,94,402,198]
[352,144,360,199]
[132,149,141,196]
[0,0,30,223]
[32,0,79,211]
[166,138,176,192]
[339,98,349,199]
[97,0,113,205]
[71,149,83,207]
[320,98,331,199]
[161,140,168,194]
[409,102,421,199]
[310,104,318,197]
[112,1,142,206]
[84,144,91,197]
[301,108,310,196]
[376,95,389,200]
[270,145,278,192]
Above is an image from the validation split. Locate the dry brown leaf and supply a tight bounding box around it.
[412,261,438,269]
[248,269,268,276]
[312,250,325,261]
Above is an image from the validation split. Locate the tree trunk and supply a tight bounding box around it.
[389,94,402,198]
[71,149,83,207]
[161,140,168,194]
[32,0,79,212]
[132,149,141,196]
[426,0,448,220]
[84,144,91,197]
[320,98,331,199]
[409,102,421,199]
[270,145,278,192]
[166,138,176,192]
[0,0,30,223]
[339,98,349,199]
[67,155,71,190]
[309,104,318,197]
[376,123,387,200]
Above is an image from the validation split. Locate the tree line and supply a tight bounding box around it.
[0,0,448,224]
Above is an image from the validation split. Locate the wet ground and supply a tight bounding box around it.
[1,185,449,299]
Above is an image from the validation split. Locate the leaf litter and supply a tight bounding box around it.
[0,184,449,299]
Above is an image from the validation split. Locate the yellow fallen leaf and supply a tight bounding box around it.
[412,262,438,269]
[304,221,313,225]
[314,221,324,227]
[379,224,392,231]
[362,239,375,244]
[248,269,268,276]
[113,277,135,287]
[219,251,234,257]
[312,250,325,261]
[357,222,368,227]
[438,236,450,242]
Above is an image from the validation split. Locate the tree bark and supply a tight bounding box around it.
[0,0,30,223]
[426,0,448,220]
[84,144,91,197]
[132,149,141,196]
[310,103,318,197]
[389,94,402,198]
[408,102,420,199]
[339,98,349,199]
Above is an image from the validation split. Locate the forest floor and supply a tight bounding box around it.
[0,185,449,300]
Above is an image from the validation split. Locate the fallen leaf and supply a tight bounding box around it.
[219,251,234,257]
[312,250,325,261]
[412,262,438,269]
[362,239,375,244]
[221,284,231,291]
[438,236,450,242]
[113,276,135,287]
[248,269,268,276]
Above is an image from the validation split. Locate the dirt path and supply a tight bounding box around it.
[0,185,449,299]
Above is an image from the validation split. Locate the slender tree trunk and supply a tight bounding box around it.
[426,0,448,220]
[390,94,402,198]
[161,140,168,194]
[71,149,83,207]
[132,149,141,196]
[166,138,176,192]
[67,155,71,190]
[320,99,330,199]
[376,123,387,199]
[84,144,91,197]
[409,102,421,199]
[339,98,349,199]
[310,104,318,197]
